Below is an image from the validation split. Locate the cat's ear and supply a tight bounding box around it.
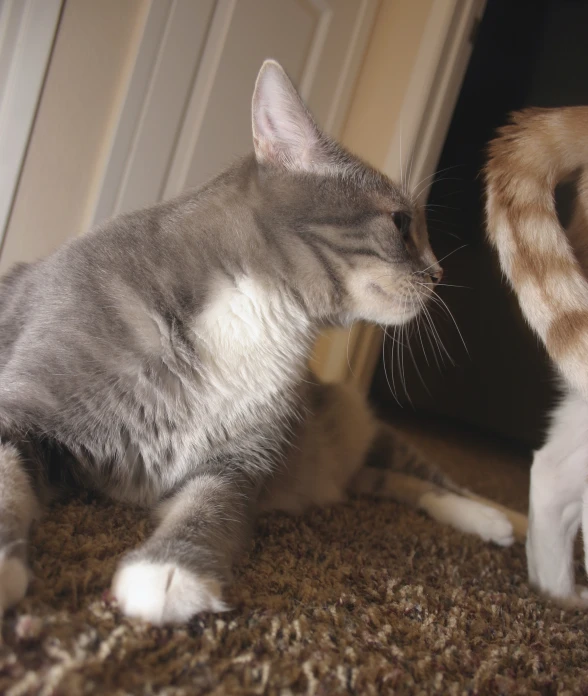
[252,60,327,172]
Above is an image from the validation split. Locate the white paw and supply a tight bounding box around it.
[469,503,515,546]
[0,556,29,613]
[421,493,515,546]
[112,560,228,624]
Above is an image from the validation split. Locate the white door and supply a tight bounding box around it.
[0,0,63,248]
[91,0,379,225]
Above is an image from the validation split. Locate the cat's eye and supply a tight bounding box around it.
[392,212,412,241]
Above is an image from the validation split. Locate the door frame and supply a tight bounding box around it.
[0,0,63,249]
[319,0,487,391]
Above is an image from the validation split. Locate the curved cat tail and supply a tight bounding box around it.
[485,106,588,397]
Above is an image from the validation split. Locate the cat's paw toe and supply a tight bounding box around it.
[112,560,228,624]
[475,506,515,546]
[0,556,29,612]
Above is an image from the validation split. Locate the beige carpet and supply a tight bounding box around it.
[1,419,588,695]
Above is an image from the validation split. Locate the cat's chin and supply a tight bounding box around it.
[350,306,421,328]
[386,307,422,326]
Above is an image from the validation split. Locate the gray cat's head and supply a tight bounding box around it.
[249,60,442,327]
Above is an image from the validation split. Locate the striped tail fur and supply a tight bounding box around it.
[485,106,588,397]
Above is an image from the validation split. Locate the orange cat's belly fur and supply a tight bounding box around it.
[258,380,376,514]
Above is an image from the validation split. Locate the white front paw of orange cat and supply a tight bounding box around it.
[112,561,228,624]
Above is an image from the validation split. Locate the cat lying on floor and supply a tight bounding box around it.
[0,59,520,624]
[486,106,588,607]
[259,374,524,534]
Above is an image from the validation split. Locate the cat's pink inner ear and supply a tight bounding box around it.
[252,60,320,171]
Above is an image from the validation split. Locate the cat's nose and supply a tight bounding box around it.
[430,268,443,285]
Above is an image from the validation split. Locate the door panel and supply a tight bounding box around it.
[92,0,378,223]
[108,0,217,217]
[0,0,63,246]
[165,0,378,198]
[170,0,317,194]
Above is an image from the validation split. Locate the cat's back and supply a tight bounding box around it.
[0,262,38,372]
[0,197,212,428]
[0,158,258,357]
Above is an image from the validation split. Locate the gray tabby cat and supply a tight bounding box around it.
[0,60,519,624]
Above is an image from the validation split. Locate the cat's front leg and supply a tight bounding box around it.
[527,445,585,603]
[0,442,40,614]
[112,470,258,624]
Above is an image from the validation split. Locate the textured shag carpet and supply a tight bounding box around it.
[1,418,588,696]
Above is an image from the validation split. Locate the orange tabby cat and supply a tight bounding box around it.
[486,106,588,605]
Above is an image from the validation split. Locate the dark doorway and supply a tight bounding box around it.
[369,0,588,450]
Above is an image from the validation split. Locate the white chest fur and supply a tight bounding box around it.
[194,275,309,399]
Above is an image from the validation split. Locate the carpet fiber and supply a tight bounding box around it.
[1,419,587,695]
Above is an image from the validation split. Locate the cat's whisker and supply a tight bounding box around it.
[405,316,432,398]
[431,190,464,202]
[425,310,448,367]
[298,375,320,386]
[400,320,414,406]
[413,296,442,370]
[431,282,470,290]
[424,203,460,212]
[414,176,464,201]
[424,213,462,226]
[392,323,403,403]
[425,215,464,230]
[425,225,462,241]
[425,225,463,240]
[395,321,406,402]
[399,125,405,196]
[394,322,407,402]
[407,143,416,197]
[430,294,468,353]
[423,317,443,370]
[346,327,355,378]
[413,296,431,368]
[411,164,463,200]
[415,284,468,358]
[418,244,468,274]
[415,278,469,290]
[381,327,401,406]
[413,288,454,367]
